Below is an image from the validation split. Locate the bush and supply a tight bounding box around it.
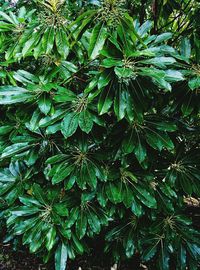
[0,1,200,269]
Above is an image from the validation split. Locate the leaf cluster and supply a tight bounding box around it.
[0,1,200,270]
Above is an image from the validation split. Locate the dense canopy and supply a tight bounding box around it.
[0,1,200,269]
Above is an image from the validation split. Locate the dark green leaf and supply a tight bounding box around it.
[61,112,79,138]
[88,23,107,59]
[55,243,68,270]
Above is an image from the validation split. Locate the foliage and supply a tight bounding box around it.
[0,1,200,270]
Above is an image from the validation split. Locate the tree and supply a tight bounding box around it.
[0,1,200,269]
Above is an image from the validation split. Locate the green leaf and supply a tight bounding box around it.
[54,87,76,102]
[76,212,87,239]
[42,26,55,54]
[0,11,17,24]
[131,197,143,217]
[78,110,93,133]
[134,184,157,208]
[0,86,34,104]
[26,109,41,131]
[38,93,51,115]
[46,123,61,134]
[154,32,172,44]
[22,31,41,57]
[87,211,101,234]
[55,243,68,270]
[187,243,200,261]
[11,206,40,216]
[181,102,193,116]
[19,196,43,207]
[66,207,79,228]
[138,20,152,37]
[125,237,135,258]
[98,70,112,89]
[153,121,177,132]
[106,183,122,204]
[98,87,113,115]
[122,130,135,154]
[0,125,13,135]
[101,58,123,68]
[160,183,177,198]
[13,70,39,84]
[178,245,186,270]
[39,109,66,127]
[13,216,39,235]
[145,130,174,151]
[71,234,84,254]
[33,40,44,59]
[165,70,184,82]
[56,28,69,58]
[181,37,191,59]
[46,154,67,164]
[1,143,32,159]
[140,57,176,68]
[65,175,76,190]
[114,67,133,78]
[46,227,56,251]
[53,202,69,217]
[52,164,74,184]
[134,140,147,163]
[61,112,79,138]
[158,247,170,270]
[142,245,157,261]
[85,163,97,189]
[32,184,47,205]
[122,185,134,208]
[114,87,126,120]
[88,23,107,60]
[188,77,200,90]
